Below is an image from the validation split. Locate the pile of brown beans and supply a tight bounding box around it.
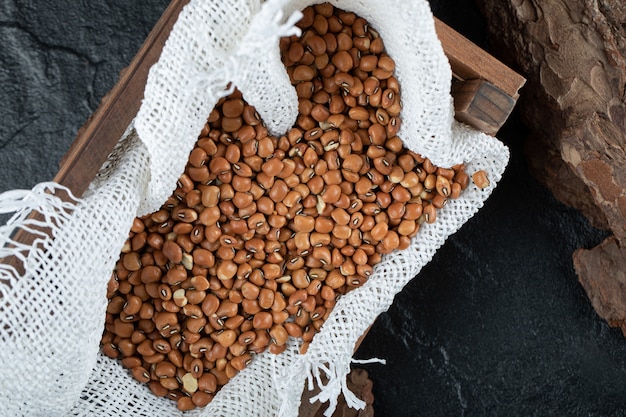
[102,3,488,411]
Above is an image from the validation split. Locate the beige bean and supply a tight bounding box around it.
[472,170,490,189]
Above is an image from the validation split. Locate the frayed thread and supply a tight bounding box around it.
[0,182,79,281]
[302,356,386,417]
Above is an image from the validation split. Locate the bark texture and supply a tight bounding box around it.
[574,236,626,336]
[475,0,626,330]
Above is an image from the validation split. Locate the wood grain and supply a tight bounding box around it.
[452,78,517,136]
[434,17,526,99]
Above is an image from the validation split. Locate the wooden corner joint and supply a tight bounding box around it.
[435,17,526,135]
[451,78,517,136]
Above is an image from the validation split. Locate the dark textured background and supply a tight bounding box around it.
[1,1,625,416]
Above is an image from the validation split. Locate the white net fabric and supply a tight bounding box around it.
[0,0,509,416]
[0,132,151,416]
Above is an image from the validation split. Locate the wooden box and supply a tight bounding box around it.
[4,0,525,414]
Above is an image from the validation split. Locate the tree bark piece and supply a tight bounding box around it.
[475,0,626,330]
[475,0,626,232]
[574,236,626,336]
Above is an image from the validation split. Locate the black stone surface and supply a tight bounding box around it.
[0,1,169,194]
[355,114,626,416]
[1,1,625,416]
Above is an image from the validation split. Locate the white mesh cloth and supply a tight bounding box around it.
[0,0,509,416]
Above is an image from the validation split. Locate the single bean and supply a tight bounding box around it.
[293,65,316,81]
[211,329,237,347]
[252,311,273,330]
[472,170,490,189]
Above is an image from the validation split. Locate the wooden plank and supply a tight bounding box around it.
[55,0,191,197]
[434,17,526,99]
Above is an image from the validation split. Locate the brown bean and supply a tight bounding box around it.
[162,241,183,264]
[148,380,168,397]
[321,184,342,204]
[211,329,237,347]
[216,260,238,281]
[105,7,478,410]
[382,230,400,251]
[231,353,253,371]
[192,391,214,408]
[262,263,282,280]
[450,182,462,199]
[370,222,388,242]
[293,65,316,81]
[198,372,218,393]
[122,295,142,316]
[398,220,417,236]
[269,180,290,202]
[293,214,316,233]
[331,50,353,72]
[454,171,471,189]
[122,252,141,272]
[258,288,275,310]
[348,106,369,121]
[292,269,311,289]
[139,303,154,320]
[252,311,273,330]
[213,300,238,319]
[131,366,151,383]
[422,203,437,224]
[288,41,305,62]
[432,194,447,209]
[332,224,352,240]
[472,170,490,189]
[222,99,244,118]
[269,324,289,346]
[175,396,194,411]
[153,338,172,354]
[305,35,326,56]
[288,289,309,307]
